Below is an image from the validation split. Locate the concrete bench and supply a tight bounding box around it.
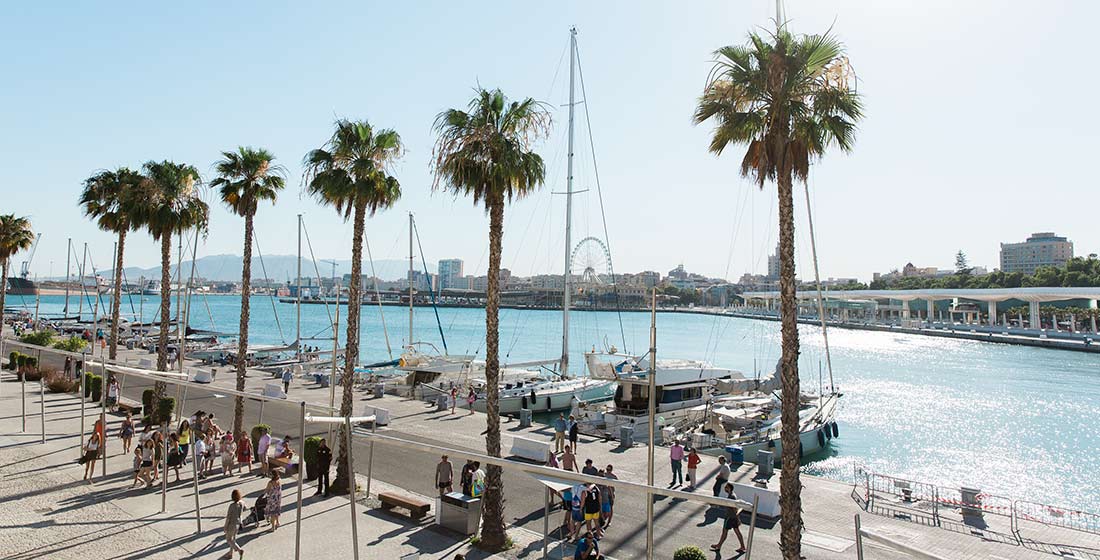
[361,405,390,426]
[379,491,430,520]
[262,383,286,399]
[732,482,780,519]
[508,436,550,463]
[192,369,214,384]
[117,398,142,416]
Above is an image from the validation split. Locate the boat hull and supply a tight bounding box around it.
[473,379,617,414]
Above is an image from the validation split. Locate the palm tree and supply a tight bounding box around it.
[137,161,208,398]
[431,88,550,550]
[304,119,403,495]
[694,27,862,559]
[213,147,286,441]
[79,168,146,360]
[0,215,36,339]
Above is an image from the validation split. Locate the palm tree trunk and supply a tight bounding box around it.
[480,191,506,550]
[154,233,171,400]
[109,230,126,360]
[0,260,7,339]
[233,214,254,439]
[776,170,803,560]
[332,201,365,496]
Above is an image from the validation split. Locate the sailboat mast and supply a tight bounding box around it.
[561,26,577,377]
[63,238,71,315]
[408,212,414,346]
[296,213,302,349]
[78,243,87,317]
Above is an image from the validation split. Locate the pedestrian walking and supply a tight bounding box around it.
[281,368,292,394]
[220,434,237,476]
[81,431,101,482]
[710,483,746,554]
[106,376,120,412]
[686,447,701,491]
[450,385,458,414]
[194,434,209,479]
[669,440,685,487]
[134,439,155,488]
[235,433,253,475]
[201,434,217,478]
[568,415,579,449]
[223,489,246,558]
[583,483,603,537]
[562,445,579,472]
[257,428,272,476]
[166,433,184,483]
[265,471,283,531]
[553,413,567,453]
[131,446,143,487]
[470,462,485,497]
[152,431,164,482]
[460,460,474,496]
[436,455,454,496]
[314,438,331,496]
[466,387,476,415]
[568,484,585,542]
[120,413,135,454]
[177,419,192,461]
[713,455,730,497]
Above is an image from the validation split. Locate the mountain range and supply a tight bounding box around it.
[100,254,429,283]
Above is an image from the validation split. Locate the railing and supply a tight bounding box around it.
[853,466,1100,548]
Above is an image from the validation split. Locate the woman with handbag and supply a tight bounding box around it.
[81,431,101,482]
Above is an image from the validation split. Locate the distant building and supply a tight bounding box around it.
[767,244,780,280]
[667,264,688,281]
[634,271,660,289]
[438,258,463,289]
[1000,232,1074,274]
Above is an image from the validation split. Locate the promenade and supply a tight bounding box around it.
[2,337,1098,559]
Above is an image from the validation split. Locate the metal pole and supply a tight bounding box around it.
[101,354,108,477]
[192,426,201,533]
[21,356,26,432]
[39,376,45,444]
[854,514,864,560]
[296,214,302,348]
[542,486,550,558]
[79,352,86,458]
[561,27,577,377]
[365,420,375,497]
[408,213,413,346]
[258,400,265,426]
[64,237,71,315]
[295,401,305,560]
[161,421,168,513]
[345,416,359,560]
[645,288,657,560]
[745,494,760,559]
[328,297,340,443]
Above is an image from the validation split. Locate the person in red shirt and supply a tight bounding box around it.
[686,447,702,491]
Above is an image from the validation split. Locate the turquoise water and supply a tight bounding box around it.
[15,293,1100,512]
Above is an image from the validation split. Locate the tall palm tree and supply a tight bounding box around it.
[694,27,862,559]
[0,215,36,339]
[137,161,208,398]
[213,147,286,440]
[79,168,146,360]
[432,88,550,550]
[304,119,403,495]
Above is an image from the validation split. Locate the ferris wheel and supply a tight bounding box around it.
[571,236,612,285]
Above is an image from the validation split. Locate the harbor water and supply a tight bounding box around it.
[16,293,1100,513]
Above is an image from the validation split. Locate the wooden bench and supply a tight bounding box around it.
[117,398,142,416]
[379,491,430,520]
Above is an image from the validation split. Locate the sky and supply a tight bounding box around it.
[1,1,1097,283]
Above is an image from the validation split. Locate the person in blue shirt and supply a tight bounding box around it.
[553,413,567,454]
[574,529,600,559]
[282,368,293,394]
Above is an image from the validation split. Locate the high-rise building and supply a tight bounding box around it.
[438,258,464,290]
[999,232,1074,274]
[767,244,780,280]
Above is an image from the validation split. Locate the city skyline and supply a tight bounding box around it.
[2,1,1097,283]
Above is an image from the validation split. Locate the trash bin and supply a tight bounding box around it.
[373,383,385,399]
[126,340,135,350]
[436,393,448,412]
[618,425,634,448]
[756,450,774,477]
[724,445,744,464]
[960,487,983,517]
[438,492,481,535]
[518,408,532,428]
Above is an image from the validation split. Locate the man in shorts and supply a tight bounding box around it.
[711,482,746,554]
[436,455,453,496]
[601,464,617,528]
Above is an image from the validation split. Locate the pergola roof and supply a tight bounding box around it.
[742,287,1100,303]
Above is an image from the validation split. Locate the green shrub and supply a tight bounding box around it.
[304,436,322,481]
[673,546,708,560]
[19,330,54,347]
[142,389,155,413]
[7,351,18,370]
[155,397,175,424]
[90,375,103,403]
[23,368,45,382]
[52,336,88,352]
[250,424,271,461]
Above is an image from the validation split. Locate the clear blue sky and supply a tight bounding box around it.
[2,1,1096,282]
